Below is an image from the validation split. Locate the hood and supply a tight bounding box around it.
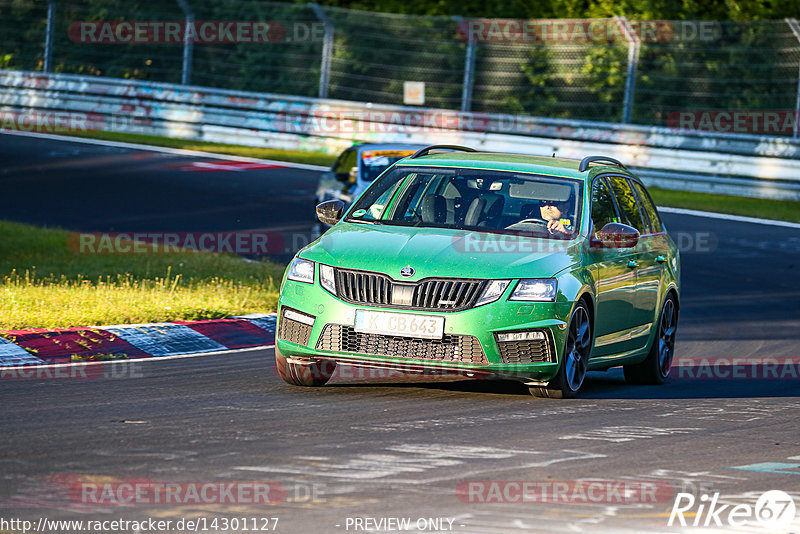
[299,222,581,281]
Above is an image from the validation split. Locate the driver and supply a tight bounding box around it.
[539,198,574,235]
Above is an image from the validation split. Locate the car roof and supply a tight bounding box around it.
[395,151,635,181]
[353,142,427,153]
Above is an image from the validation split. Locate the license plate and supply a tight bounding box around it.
[354,310,444,340]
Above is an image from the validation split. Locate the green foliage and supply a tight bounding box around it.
[304,0,798,19]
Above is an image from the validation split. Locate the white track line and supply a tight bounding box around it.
[659,206,800,229]
[0,130,329,171]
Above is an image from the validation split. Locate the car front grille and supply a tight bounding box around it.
[334,268,485,311]
[495,333,555,364]
[277,308,313,346]
[411,279,484,309]
[316,324,488,364]
[335,269,393,305]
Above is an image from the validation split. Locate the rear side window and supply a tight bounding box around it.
[590,178,619,234]
[631,181,663,233]
[608,176,646,233]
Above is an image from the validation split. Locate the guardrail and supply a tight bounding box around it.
[2,70,799,200]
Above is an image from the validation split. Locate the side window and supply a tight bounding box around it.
[590,178,619,234]
[333,149,358,177]
[608,176,646,233]
[401,174,442,219]
[362,180,403,220]
[631,181,663,233]
[351,168,406,221]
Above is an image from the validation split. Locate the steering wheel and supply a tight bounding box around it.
[515,218,549,228]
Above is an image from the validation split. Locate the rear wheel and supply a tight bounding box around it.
[530,301,592,399]
[624,294,678,385]
[275,346,336,387]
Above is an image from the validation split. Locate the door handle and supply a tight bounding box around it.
[656,255,667,263]
[627,260,639,269]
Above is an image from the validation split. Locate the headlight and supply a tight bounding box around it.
[509,279,558,302]
[287,258,315,284]
[475,279,511,307]
[320,264,336,295]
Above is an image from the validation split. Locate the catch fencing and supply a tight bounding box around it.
[2,1,800,131]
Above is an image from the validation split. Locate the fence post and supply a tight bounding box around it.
[787,18,800,138]
[617,17,640,124]
[461,36,476,112]
[309,3,333,99]
[176,0,194,85]
[43,0,57,72]
[455,16,476,112]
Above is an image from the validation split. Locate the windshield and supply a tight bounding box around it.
[346,166,583,239]
[359,150,418,182]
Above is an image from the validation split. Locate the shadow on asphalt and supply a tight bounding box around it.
[579,371,800,399]
[322,368,800,399]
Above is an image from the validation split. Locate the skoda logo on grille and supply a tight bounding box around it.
[399,266,415,278]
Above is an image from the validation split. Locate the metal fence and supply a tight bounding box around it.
[1,1,800,134]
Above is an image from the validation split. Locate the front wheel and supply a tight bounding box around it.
[530,301,592,399]
[624,294,678,385]
[275,346,336,386]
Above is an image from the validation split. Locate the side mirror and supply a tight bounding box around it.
[591,222,640,249]
[316,199,346,226]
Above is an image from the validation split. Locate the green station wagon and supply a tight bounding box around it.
[276,146,680,398]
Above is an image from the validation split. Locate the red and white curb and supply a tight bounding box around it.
[0,313,276,366]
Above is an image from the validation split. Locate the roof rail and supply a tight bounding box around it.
[578,156,626,172]
[408,145,477,159]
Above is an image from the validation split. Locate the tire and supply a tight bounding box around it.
[530,300,592,399]
[624,293,678,385]
[275,345,336,387]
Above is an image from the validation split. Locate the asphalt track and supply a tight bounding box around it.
[1,133,799,533]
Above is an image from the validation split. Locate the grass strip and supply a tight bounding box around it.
[0,220,283,330]
[647,187,800,223]
[70,131,338,167]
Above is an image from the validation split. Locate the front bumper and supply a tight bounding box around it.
[276,279,573,382]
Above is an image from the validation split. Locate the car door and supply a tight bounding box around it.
[606,176,658,349]
[629,179,669,330]
[587,177,639,357]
